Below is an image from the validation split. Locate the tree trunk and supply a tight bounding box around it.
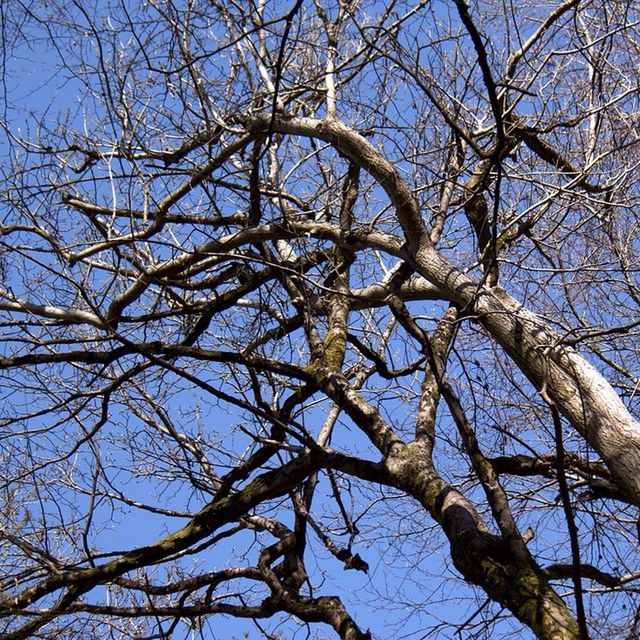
[262,114,640,505]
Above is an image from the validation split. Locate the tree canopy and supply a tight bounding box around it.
[1,1,640,639]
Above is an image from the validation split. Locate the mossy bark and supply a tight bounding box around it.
[383,443,580,640]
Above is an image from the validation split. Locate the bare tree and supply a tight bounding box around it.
[1,1,640,638]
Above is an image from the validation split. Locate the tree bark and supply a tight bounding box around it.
[257,114,640,505]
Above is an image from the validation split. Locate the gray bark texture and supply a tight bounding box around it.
[264,114,640,505]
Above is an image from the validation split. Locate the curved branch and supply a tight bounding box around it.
[245,113,640,504]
